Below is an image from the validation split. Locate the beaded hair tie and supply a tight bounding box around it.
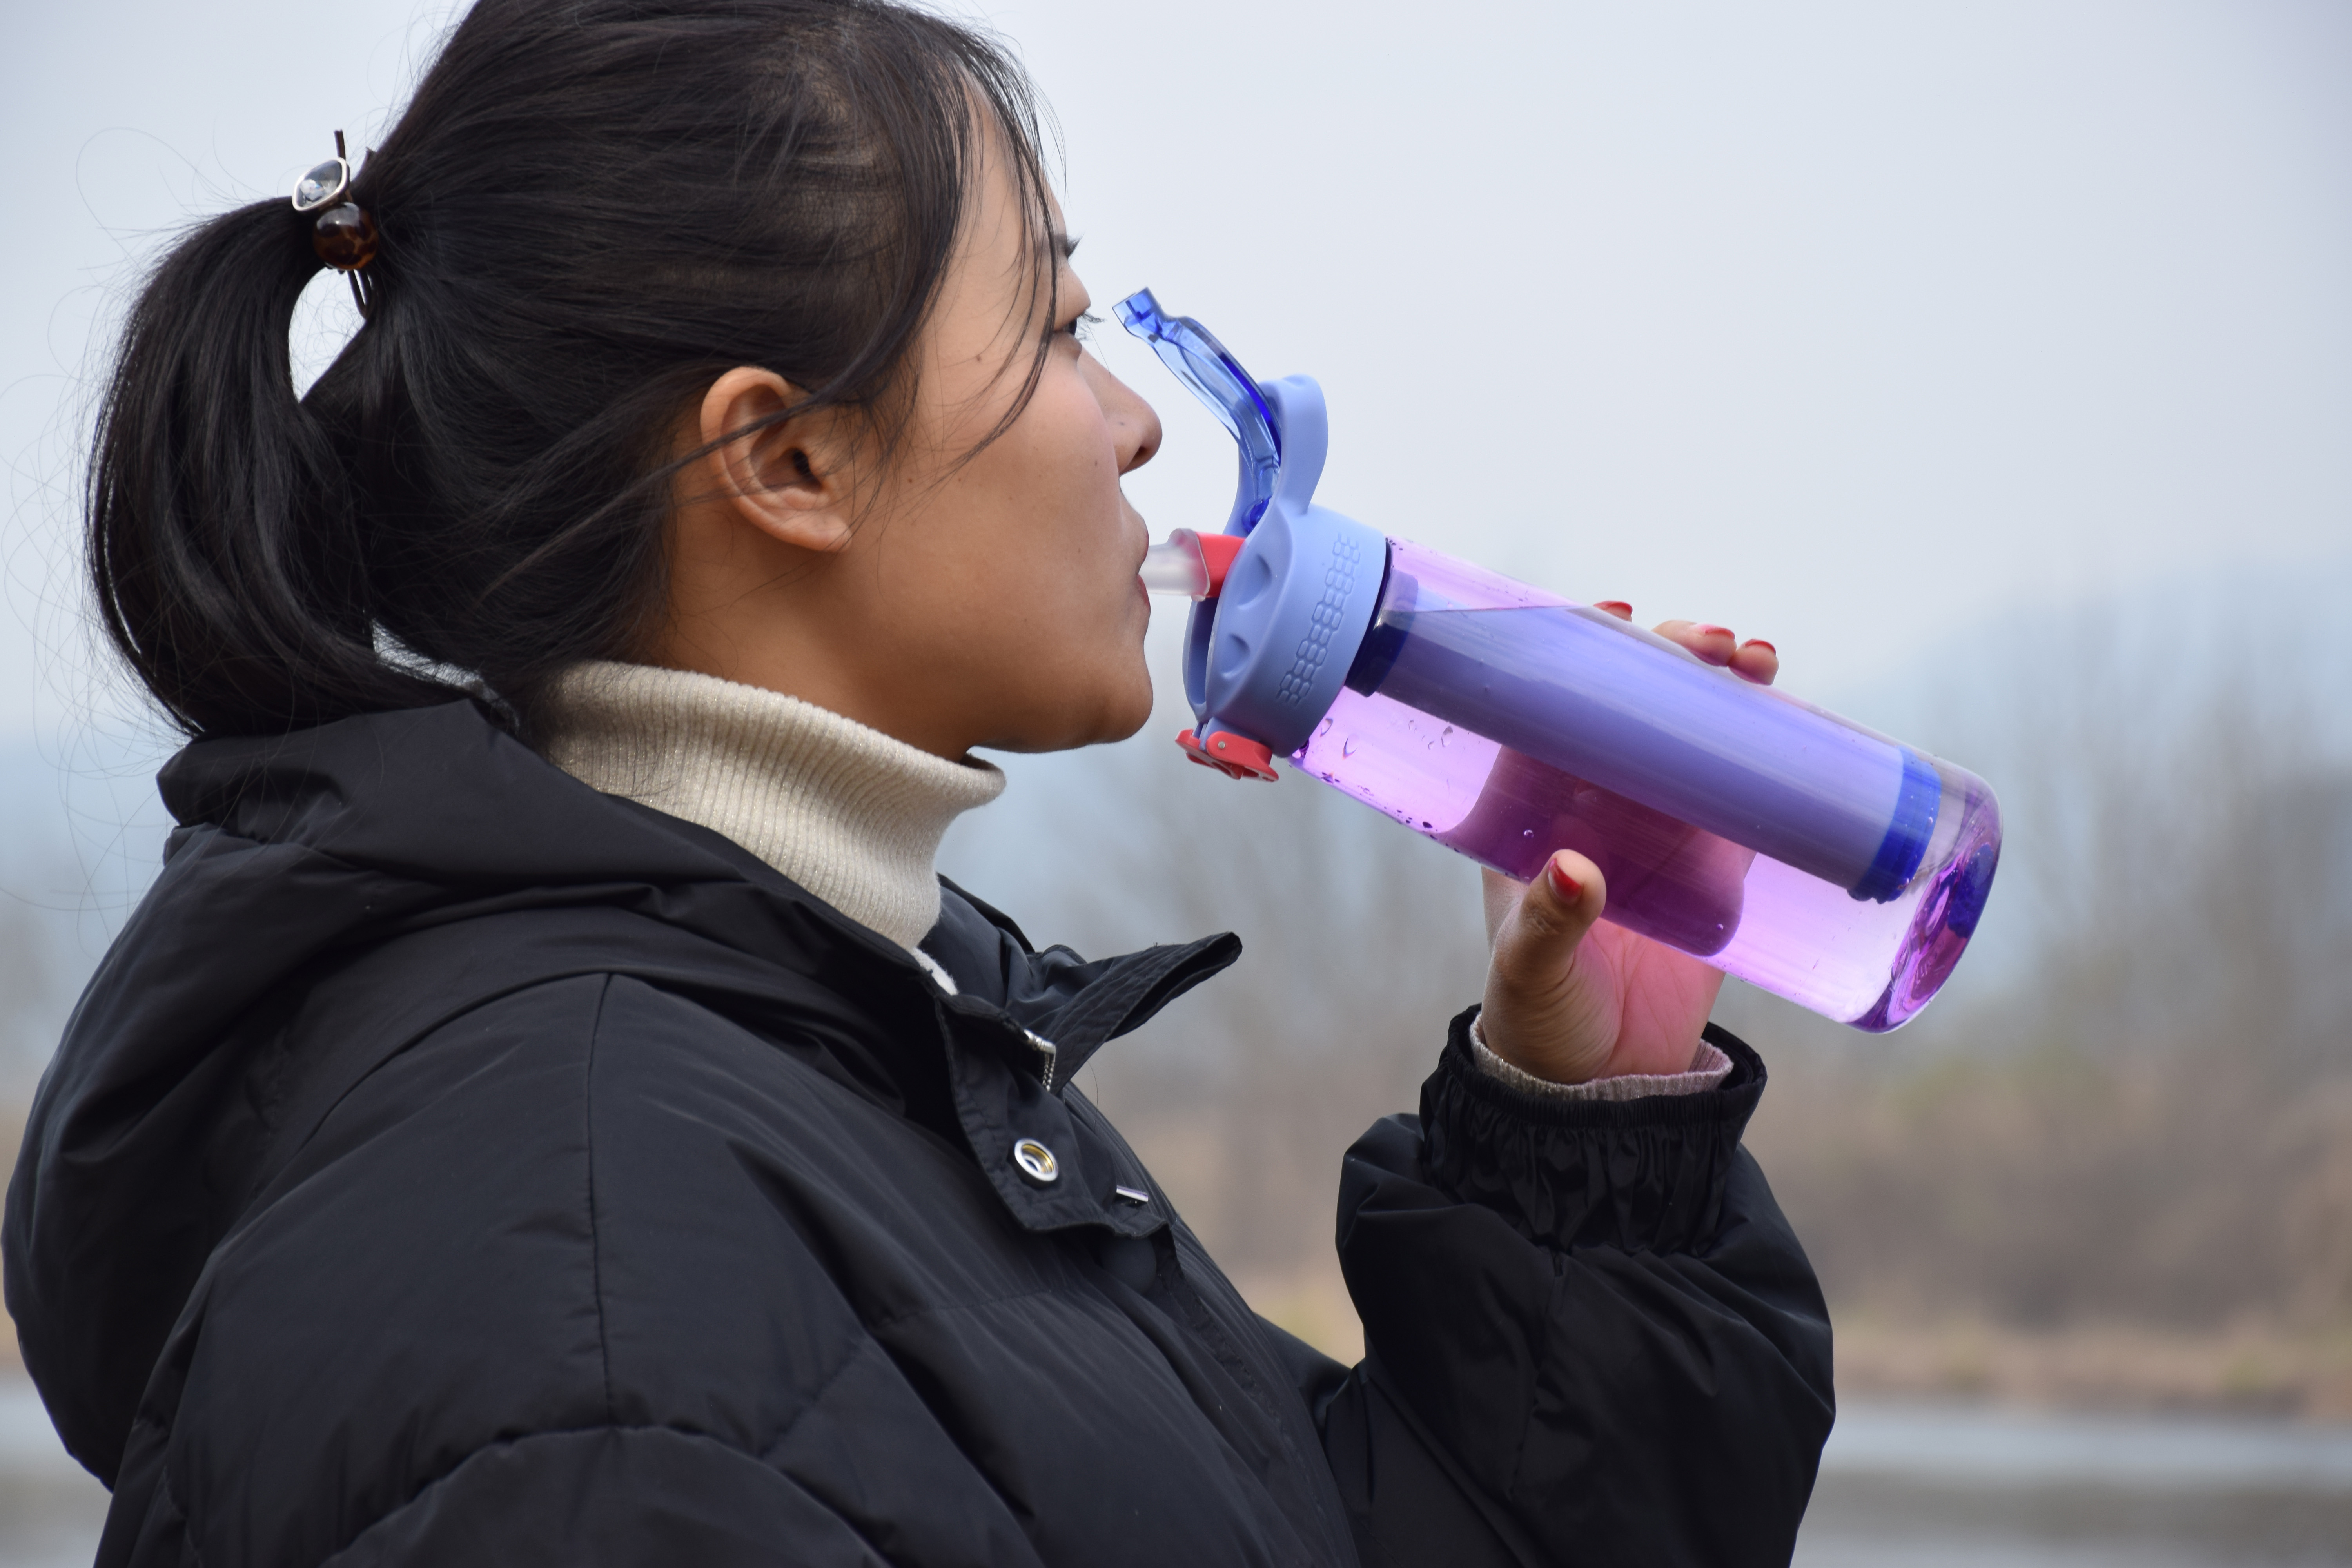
[292,131,378,318]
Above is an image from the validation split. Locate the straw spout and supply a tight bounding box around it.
[1138,529,1242,598]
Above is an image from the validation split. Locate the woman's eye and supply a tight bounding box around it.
[1063,310,1102,342]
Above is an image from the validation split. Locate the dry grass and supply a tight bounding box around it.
[1733,1023,2352,1336]
[1213,1251,2352,1418]
[1829,1314,2352,1418]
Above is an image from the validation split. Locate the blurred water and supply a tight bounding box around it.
[5,1376,2349,1564]
[1800,1401,2352,1567]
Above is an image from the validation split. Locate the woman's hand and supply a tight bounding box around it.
[1477,606,1779,1085]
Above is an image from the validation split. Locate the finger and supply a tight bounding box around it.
[1731,637,1779,686]
[1651,618,1738,667]
[1479,867,1518,946]
[1487,850,1606,1001]
[1593,599,1633,622]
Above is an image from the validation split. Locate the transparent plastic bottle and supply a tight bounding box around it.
[1301,541,1998,1030]
[1120,289,2001,1031]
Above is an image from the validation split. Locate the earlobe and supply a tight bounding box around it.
[696,366,858,553]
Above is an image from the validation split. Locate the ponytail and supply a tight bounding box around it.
[88,200,446,735]
[85,0,1057,739]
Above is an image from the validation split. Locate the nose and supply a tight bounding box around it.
[1085,355,1161,476]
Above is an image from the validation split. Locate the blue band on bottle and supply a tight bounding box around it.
[1850,749,1942,904]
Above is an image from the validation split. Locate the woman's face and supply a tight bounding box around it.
[657,128,1164,760]
[870,165,1163,754]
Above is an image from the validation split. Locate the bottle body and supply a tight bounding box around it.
[1293,540,2001,1030]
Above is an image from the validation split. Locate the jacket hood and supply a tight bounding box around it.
[4,699,1234,1481]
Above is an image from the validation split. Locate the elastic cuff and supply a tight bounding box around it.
[1420,1005,1767,1251]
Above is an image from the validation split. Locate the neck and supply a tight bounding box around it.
[534,661,1004,949]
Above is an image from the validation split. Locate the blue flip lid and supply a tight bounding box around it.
[1117,290,1386,765]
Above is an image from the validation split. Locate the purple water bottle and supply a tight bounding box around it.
[1123,290,2000,1031]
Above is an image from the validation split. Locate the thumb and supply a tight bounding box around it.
[1481,850,1615,1084]
[1488,851,1607,999]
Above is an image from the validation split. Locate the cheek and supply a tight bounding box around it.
[1024,373,1123,520]
[985,381,1134,619]
[878,365,1146,740]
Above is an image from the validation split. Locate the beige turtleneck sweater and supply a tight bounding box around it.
[535,661,1003,953]
[534,660,1725,1100]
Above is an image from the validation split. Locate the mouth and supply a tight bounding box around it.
[1123,509,1154,589]
[1127,504,1151,570]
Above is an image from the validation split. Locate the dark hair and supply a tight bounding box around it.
[87,0,1057,738]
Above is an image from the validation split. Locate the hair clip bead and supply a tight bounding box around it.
[313,203,379,272]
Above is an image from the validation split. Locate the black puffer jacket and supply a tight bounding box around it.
[5,701,1833,1567]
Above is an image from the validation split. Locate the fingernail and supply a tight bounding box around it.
[1546,857,1583,902]
[1743,638,1775,655]
[1698,624,1734,639]
[1594,599,1633,619]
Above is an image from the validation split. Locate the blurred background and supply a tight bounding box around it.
[4,1,2349,1563]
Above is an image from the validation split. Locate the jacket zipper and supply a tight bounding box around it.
[1024,1029,1059,1093]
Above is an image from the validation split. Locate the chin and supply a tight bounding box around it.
[984,669,1155,755]
[1103,659,1156,742]
[1099,690,1155,745]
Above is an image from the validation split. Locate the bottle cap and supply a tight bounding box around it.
[1117,290,1385,776]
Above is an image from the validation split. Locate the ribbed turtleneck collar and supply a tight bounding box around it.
[534,661,1004,951]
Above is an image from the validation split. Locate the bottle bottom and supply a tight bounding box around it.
[1845,808,2001,1032]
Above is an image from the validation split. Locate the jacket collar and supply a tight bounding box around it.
[155,700,1242,1241]
[915,878,1239,1237]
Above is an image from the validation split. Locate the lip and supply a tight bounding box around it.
[1124,505,1152,578]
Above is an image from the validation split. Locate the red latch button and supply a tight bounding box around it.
[1176,728,1279,782]
[1194,533,1245,596]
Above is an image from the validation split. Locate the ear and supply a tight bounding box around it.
[695,367,862,552]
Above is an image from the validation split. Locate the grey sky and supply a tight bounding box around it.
[4,0,2347,743]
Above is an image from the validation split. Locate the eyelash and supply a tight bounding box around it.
[1064,310,1101,341]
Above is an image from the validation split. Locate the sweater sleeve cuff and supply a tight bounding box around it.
[1421,1005,1766,1252]
[1468,1013,1732,1101]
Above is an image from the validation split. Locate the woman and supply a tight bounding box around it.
[4,1,1833,1563]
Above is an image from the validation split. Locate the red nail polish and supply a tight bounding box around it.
[1594,600,1633,619]
[1744,639,1776,655]
[1698,624,1734,639]
[1547,858,1583,901]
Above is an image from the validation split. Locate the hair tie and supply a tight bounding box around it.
[292,131,378,318]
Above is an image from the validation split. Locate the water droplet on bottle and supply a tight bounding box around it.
[1440,726,1454,746]
[1522,829,1535,838]
[1315,717,1333,739]
[1341,736,1359,758]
